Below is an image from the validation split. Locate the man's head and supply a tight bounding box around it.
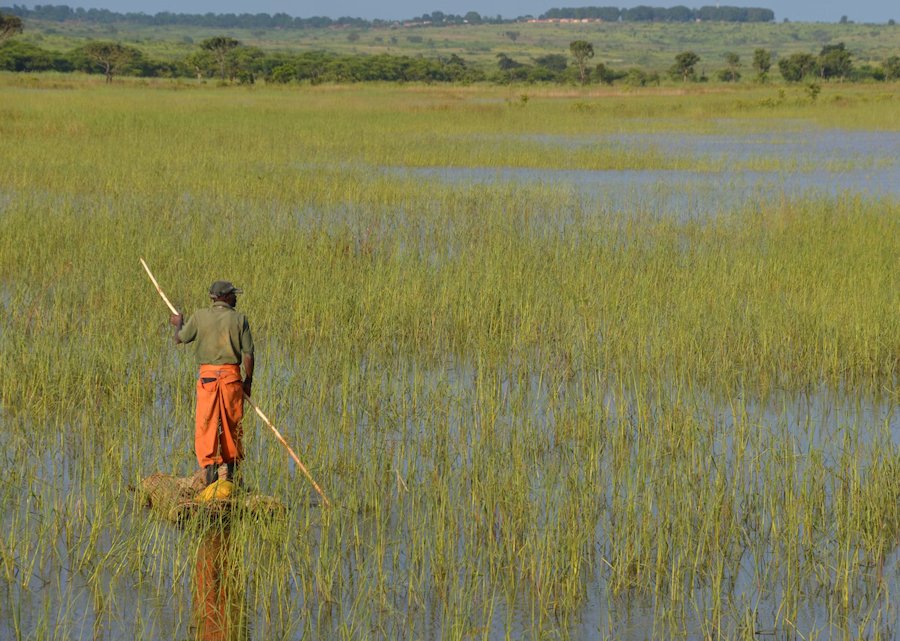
[209,280,242,306]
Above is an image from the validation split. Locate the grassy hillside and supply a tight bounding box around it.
[15,18,899,73]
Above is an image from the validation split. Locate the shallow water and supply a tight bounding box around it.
[2,362,898,640]
[392,165,897,216]
[3,122,898,641]
[385,128,899,216]
[526,129,900,166]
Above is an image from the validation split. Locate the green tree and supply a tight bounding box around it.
[569,40,594,84]
[752,48,772,82]
[533,53,567,73]
[595,62,624,85]
[819,42,853,80]
[624,68,649,87]
[778,53,818,82]
[267,63,295,84]
[200,36,241,81]
[720,51,741,82]
[229,45,264,83]
[851,64,884,81]
[525,65,558,82]
[494,53,529,82]
[0,40,71,72]
[295,51,331,83]
[0,12,23,42]
[884,56,900,80]
[623,6,656,21]
[184,49,215,79]
[670,50,700,81]
[80,41,141,83]
[666,5,694,21]
[496,53,523,71]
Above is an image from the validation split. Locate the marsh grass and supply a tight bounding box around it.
[0,77,898,640]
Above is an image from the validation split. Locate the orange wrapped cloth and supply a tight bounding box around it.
[195,363,244,468]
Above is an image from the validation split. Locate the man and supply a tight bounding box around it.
[170,280,254,487]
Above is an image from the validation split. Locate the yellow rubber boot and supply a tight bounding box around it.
[197,479,234,502]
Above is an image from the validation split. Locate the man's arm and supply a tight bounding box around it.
[240,315,255,396]
[242,352,254,397]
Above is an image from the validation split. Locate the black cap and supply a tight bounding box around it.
[209,280,243,298]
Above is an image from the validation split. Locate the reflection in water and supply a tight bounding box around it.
[194,526,247,641]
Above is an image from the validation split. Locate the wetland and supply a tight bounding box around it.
[0,79,898,640]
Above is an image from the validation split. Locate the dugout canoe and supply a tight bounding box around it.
[140,471,285,524]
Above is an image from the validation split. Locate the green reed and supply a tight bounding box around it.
[0,76,897,640]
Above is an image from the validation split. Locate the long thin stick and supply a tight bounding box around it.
[140,257,331,508]
[243,395,331,508]
[140,257,178,315]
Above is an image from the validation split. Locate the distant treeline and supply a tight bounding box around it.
[1,5,507,27]
[0,3,775,28]
[1,4,375,28]
[0,40,488,82]
[541,6,775,22]
[2,37,898,85]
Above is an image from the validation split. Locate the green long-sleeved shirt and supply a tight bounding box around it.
[177,301,254,366]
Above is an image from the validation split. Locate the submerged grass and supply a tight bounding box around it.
[0,77,898,640]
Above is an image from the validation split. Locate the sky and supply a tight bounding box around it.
[25,1,899,24]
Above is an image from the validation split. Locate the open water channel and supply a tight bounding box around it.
[392,128,900,217]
